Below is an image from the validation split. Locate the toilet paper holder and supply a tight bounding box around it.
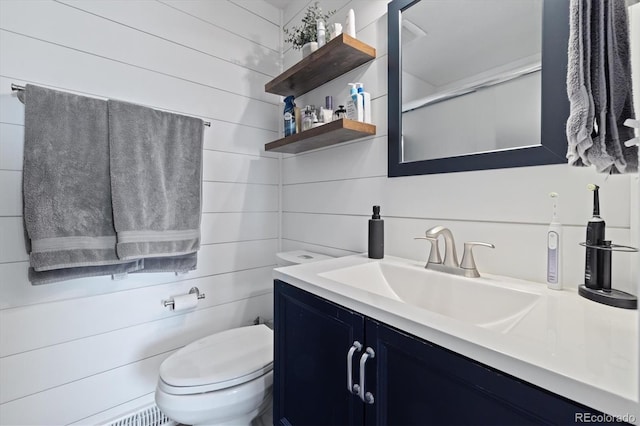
[163,287,206,309]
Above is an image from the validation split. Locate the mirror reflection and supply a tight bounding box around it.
[401,0,544,163]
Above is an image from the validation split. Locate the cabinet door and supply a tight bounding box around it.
[366,320,598,426]
[274,280,365,426]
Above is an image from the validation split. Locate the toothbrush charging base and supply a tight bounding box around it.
[578,285,637,309]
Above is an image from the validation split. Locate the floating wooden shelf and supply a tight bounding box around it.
[265,34,376,98]
[265,119,376,154]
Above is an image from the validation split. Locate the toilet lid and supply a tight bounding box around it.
[159,324,273,392]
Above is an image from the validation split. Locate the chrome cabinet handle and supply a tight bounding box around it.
[346,341,362,394]
[358,347,375,404]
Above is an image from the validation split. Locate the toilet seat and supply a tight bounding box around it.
[158,324,273,396]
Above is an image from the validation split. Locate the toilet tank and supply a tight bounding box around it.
[276,250,334,267]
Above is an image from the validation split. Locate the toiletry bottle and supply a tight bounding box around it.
[346,83,356,119]
[283,96,296,137]
[294,106,301,133]
[322,96,334,123]
[345,9,356,38]
[368,205,384,259]
[311,108,321,128]
[334,105,347,119]
[302,107,313,131]
[317,20,326,47]
[356,82,371,124]
[584,184,605,289]
[346,83,363,122]
[546,192,562,290]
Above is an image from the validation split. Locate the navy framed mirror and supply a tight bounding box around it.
[388,0,570,177]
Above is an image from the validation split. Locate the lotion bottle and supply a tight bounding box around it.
[346,83,363,122]
[546,192,562,290]
[355,82,371,124]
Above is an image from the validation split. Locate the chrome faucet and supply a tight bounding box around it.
[425,226,458,267]
[415,226,494,278]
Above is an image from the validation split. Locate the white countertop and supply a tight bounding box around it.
[274,254,639,423]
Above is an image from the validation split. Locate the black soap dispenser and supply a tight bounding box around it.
[584,184,606,289]
[368,205,384,259]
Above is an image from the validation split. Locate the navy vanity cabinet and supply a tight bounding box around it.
[274,280,365,426]
[274,280,603,426]
[366,321,595,425]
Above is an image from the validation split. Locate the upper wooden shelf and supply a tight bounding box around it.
[265,34,376,98]
[265,119,376,154]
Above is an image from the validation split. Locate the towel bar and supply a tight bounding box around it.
[10,83,212,127]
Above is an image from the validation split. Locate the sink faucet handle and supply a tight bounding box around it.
[414,237,442,266]
[460,242,495,277]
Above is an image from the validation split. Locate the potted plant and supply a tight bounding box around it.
[284,2,336,57]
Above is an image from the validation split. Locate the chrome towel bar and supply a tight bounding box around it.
[10,83,212,127]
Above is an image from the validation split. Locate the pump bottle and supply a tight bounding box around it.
[355,83,371,124]
[346,83,363,122]
[368,206,384,259]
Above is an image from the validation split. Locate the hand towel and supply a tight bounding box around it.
[20,85,140,276]
[566,0,638,173]
[566,0,595,166]
[600,0,637,172]
[108,100,203,260]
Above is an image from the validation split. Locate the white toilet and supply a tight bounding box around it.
[155,250,333,426]
[155,324,273,426]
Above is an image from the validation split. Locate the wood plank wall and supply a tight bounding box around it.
[280,0,638,293]
[0,1,281,424]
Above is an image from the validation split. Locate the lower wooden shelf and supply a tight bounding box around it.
[265,119,376,154]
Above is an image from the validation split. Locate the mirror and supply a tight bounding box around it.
[388,0,571,176]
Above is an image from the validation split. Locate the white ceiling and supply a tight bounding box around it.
[263,0,296,10]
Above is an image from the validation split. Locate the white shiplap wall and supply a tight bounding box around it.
[281,0,638,294]
[0,1,280,424]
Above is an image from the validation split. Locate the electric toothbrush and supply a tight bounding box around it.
[584,184,605,289]
[547,192,562,290]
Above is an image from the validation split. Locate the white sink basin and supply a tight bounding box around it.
[319,261,541,333]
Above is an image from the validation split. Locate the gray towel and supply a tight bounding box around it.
[135,253,198,274]
[30,254,197,285]
[29,260,143,285]
[566,0,595,165]
[566,0,638,173]
[20,85,140,277]
[108,100,203,260]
